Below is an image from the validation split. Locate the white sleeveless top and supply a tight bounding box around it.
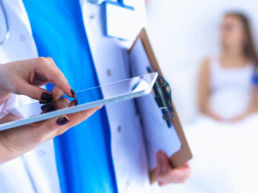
[210,57,254,119]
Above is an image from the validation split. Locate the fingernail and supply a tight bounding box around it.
[41,92,53,103]
[39,101,49,104]
[45,105,57,113]
[41,104,49,111]
[39,102,49,111]
[56,117,69,126]
[72,99,78,106]
[70,89,76,98]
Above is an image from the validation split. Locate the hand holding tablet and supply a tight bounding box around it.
[0,58,100,163]
[0,57,157,163]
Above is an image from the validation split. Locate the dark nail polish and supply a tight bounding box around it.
[40,101,47,104]
[44,105,57,113]
[41,92,53,103]
[41,104,50,111]
[70,89,76,98]
[72,99,78,106]
[56,117,69,126]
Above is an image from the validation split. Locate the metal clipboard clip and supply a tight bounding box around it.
[88,0,106,5]
[147,67,174,128]
[88,0,134,9]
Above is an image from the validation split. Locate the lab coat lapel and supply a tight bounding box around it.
[0,0,38,63]
[4,0,33,36]
[0,2,61,193]
[79,1,151,192]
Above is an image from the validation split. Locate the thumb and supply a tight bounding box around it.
[6,115,70,156]
[29,115,70,144]
[20,83,53,103]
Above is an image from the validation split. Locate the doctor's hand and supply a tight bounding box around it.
[0,106,102,163]
[0,57,102,163]
[156,150,191,186]
[0,57,75,104]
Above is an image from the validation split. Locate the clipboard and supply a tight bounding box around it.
[129,28,193,183]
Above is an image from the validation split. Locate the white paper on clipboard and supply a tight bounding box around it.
[129,39,182,170]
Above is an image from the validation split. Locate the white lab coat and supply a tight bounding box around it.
[0,0,151,193]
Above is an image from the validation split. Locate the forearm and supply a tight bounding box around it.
[0,132,16,163]
[198,58,216,119]
[241,102,258,117]
[0,120,23,164]
[199,102,223,121]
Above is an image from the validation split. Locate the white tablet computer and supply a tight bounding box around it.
[0,72,158,131]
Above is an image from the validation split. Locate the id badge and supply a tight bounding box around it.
[105,0,136,40]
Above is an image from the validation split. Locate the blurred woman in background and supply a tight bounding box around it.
[198,12,258,122]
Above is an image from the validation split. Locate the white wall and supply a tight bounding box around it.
[146,0,258,122]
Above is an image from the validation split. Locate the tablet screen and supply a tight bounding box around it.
[0,72,157,130]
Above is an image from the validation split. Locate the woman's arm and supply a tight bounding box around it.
[0,106,100,163]
[229,88,258,122]
[198,58,223,121]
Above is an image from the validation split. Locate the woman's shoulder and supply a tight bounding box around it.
[199,56,221,77]
[201,56,210,65]
[200,56,215,69]
[199,57,212,75]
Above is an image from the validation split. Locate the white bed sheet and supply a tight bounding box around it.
[151,114,258,193]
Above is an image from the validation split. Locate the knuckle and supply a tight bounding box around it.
[56,75,68,85]
[46,57,55,65]
[36,57,51,68]
[37,57,48,64]
[46,57,54,62]
[54,76,63,84]
[163,171,171,178]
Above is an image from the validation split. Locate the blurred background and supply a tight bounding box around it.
[145,1,258,193]
[146,0,258,123]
